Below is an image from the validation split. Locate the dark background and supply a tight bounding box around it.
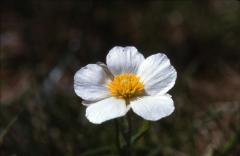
[1,0,240,156]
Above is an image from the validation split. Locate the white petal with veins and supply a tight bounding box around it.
[106,46,144,75]
[86,97,127,124]
[74,64,111,101]
[137,53,177,95]
[130,95,175,121]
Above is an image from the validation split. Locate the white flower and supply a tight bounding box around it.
[74,46,177,124]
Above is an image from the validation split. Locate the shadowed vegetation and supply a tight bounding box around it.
[1,0,240,155]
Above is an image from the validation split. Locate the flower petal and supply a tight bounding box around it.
[106,46,144,75]
[86,97,127,124]
[130,95,175,121]
[74,64,111,101]
[137,53,177,95]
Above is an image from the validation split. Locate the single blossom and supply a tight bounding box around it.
[74,46,177,124]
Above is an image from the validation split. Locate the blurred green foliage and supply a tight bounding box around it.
[1,0,240,155]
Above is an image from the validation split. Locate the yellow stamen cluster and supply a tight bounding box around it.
[107,73,144,99]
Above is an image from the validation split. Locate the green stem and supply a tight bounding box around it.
[114,120,121,155]
[0,113,19,145]
[126,113,132,156]
[131,121,149,144]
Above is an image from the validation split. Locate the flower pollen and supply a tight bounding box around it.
[107,73,144,99]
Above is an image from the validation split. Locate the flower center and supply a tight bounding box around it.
[107,73,144,99]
